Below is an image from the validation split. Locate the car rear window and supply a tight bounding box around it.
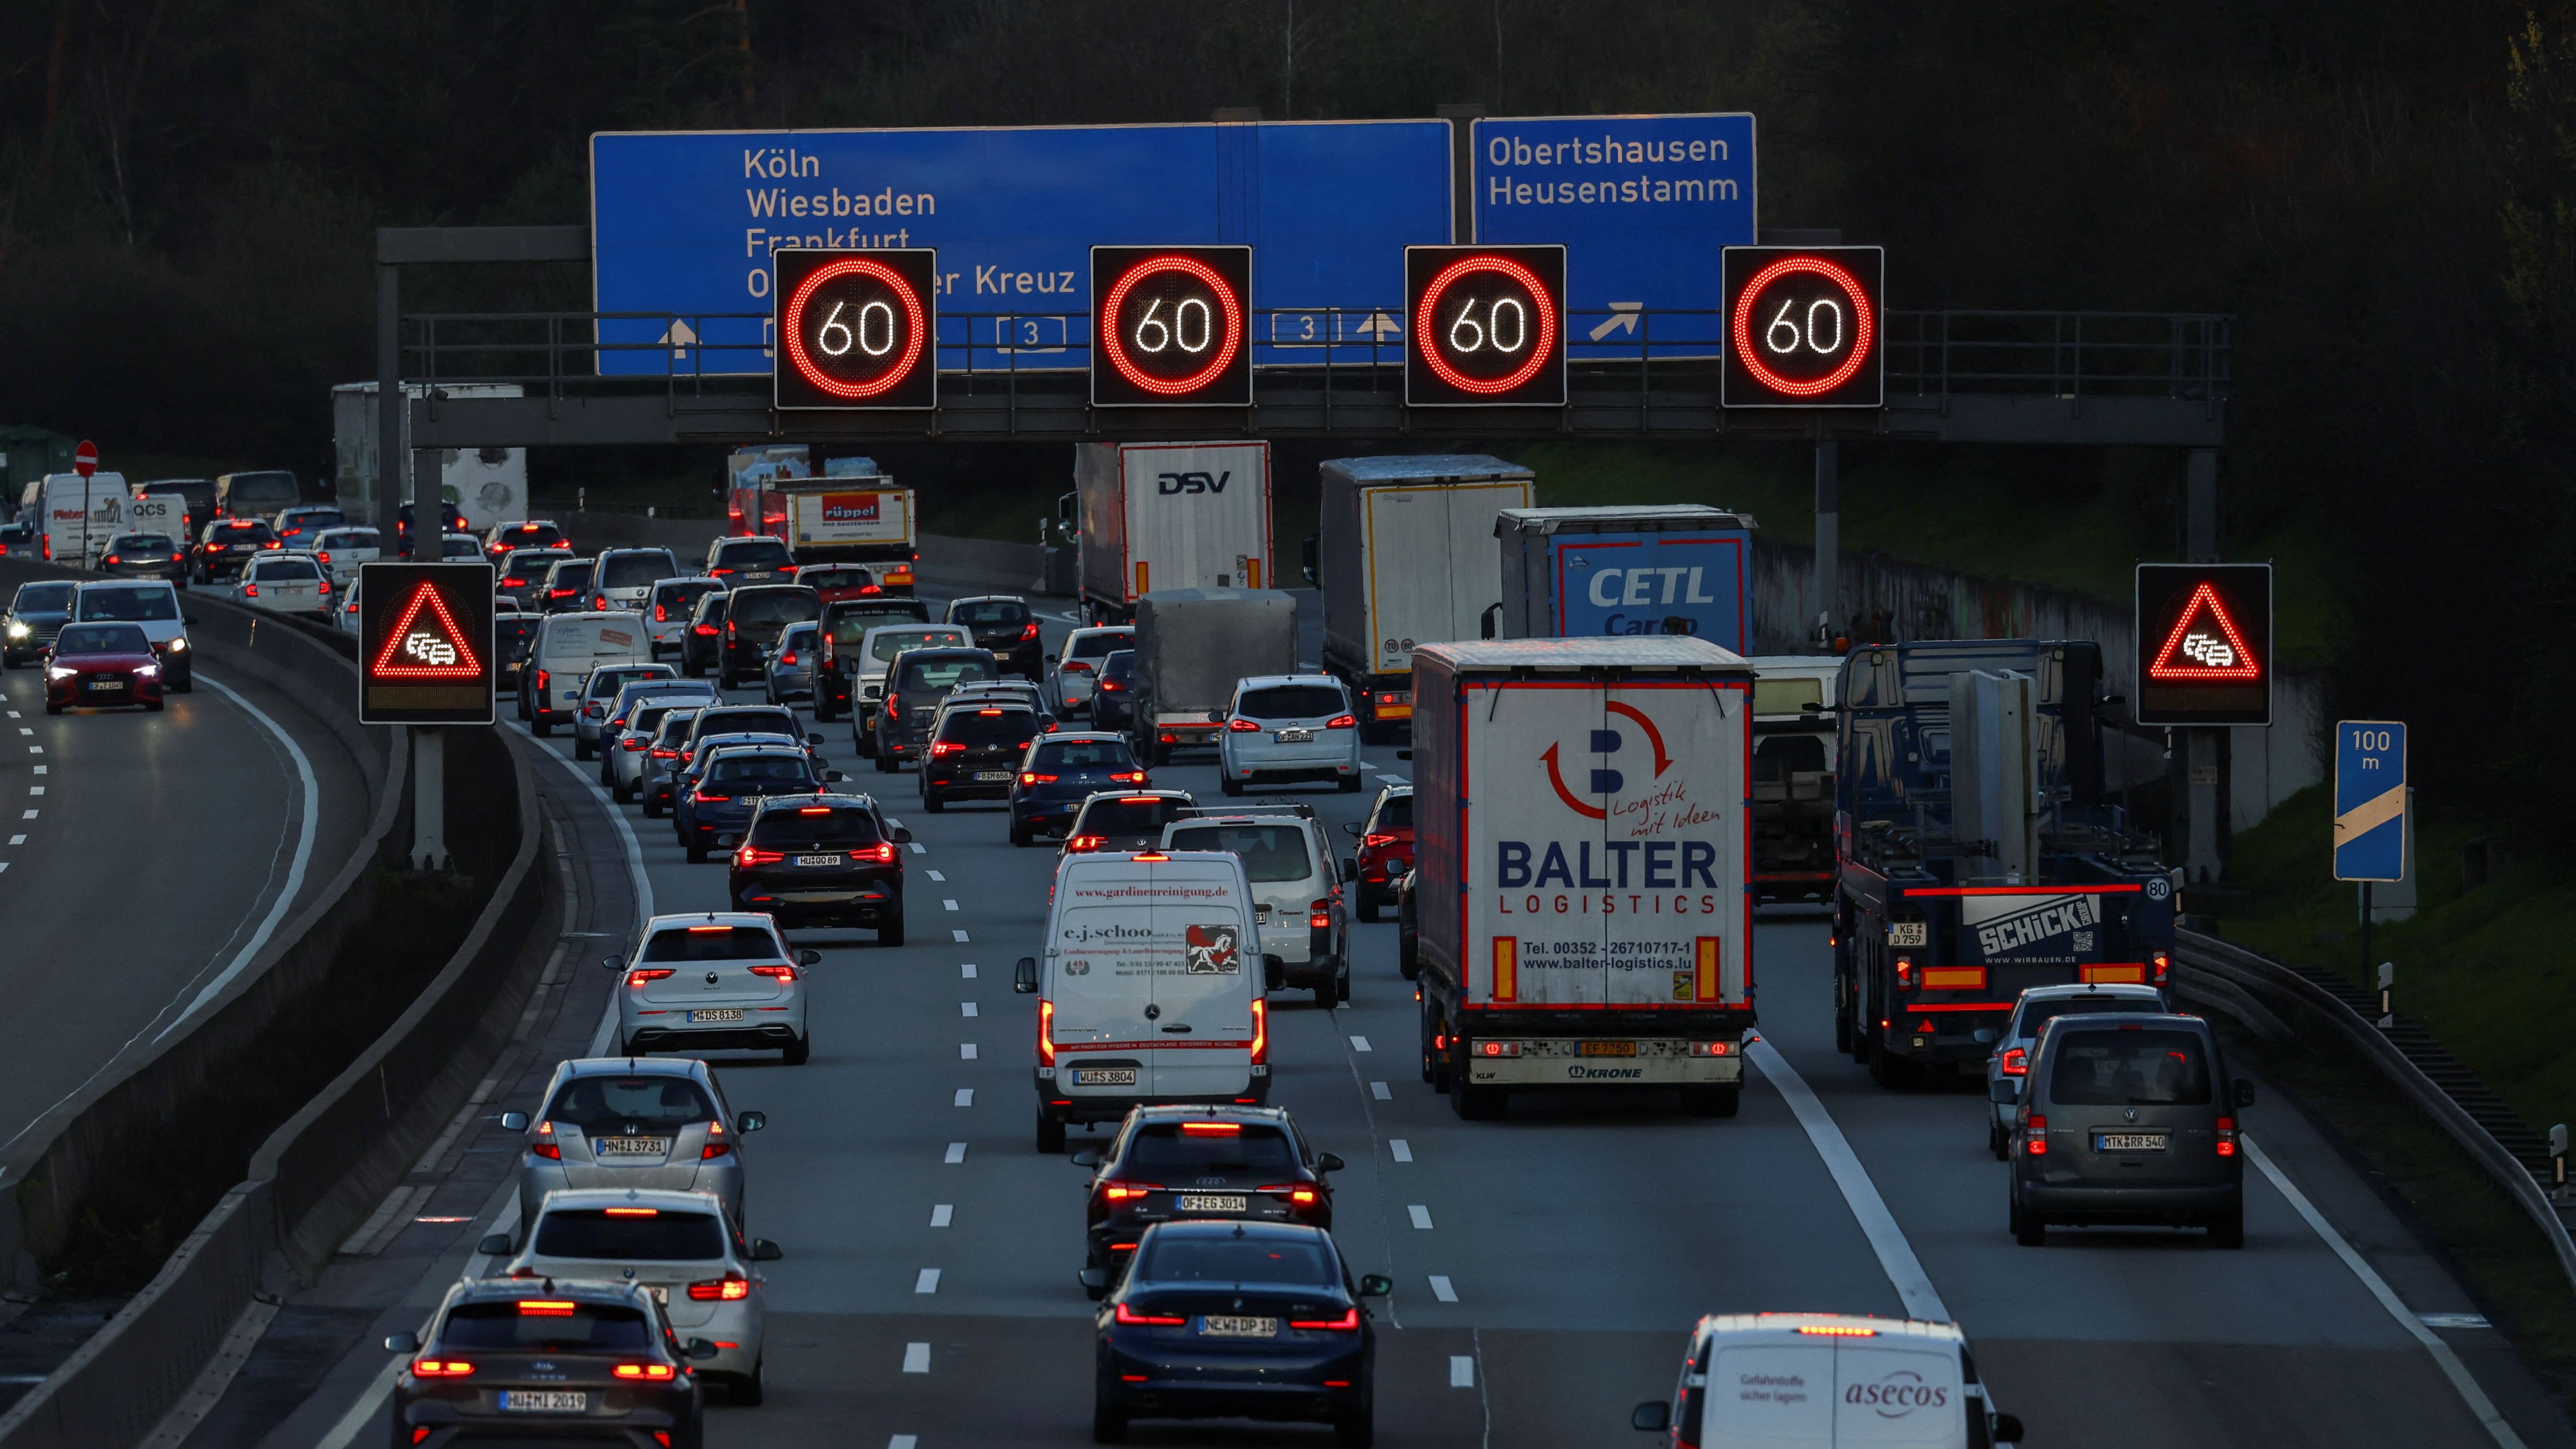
[13,583,75,611]
[499,523,567,549]
[211,520,277,543]
[653,714,701,746]
[1236,685,1346,720]
[1165,824,1312,883]
[949,598,1029,626]
[716,539,792,568]
[1034,740,1136,771]
[249,558,320,581]
[496,618,540,656]
[2048,1028,2212,1106]
[78,587,177,621]
[694,708,797,739]
[823,607,924,643]
[545,1073,718,1131]
[321,529,381,550]
[2013,996,2158,1040]
[1135,1235,1335,1286]
[112,535,176,554]
[547,559,597,588]
[439,1300,652,1352]
[656,579,721,609]
[284,509,346,530]
[640,925,783,962]
[1069,630,1132,660]
[442,537,482,558]
[1374,794,1413,830]
[800,567,870,588]
[728,588,820,628]
[543,620,645,659]
[897,656,995,692]
[749,806,884,849]
[1124,1122,1299,1174]
[533,1208,726,1263]
[870,627,967,661]
[706,754,817,789]
[56,623,151,654]
[601,552,677,589]
[936,708,1042,747]
[507,549,571,575]
[1077,797,1185,837]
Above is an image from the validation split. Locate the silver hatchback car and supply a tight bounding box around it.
[765,620,820,704]
[498,1056,767,1235]
[1216,674,1363,796]
[1982,982,2170,1158]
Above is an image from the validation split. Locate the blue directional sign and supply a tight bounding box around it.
[2333,721,2407,882]
[1472,113,1757,358]
[591,122,1451,376]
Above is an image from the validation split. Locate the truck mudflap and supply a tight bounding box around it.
[1462,1036,1745,1087]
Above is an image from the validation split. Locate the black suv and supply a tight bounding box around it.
[540,556,597,614]
[190,517,278,582]
[873,647,999,769]
[1008,732,1149,846]
[2003,1011,2252,1248]
[812,596,933,722]
[1090,648,1139,732]
[680,589,731,677]
[731,793,911,942]
[384,1278,707,1447]
[706,534,795,587]
[1070,1105,1342,1285]
[920,701,1046,812]
[718,584,821,688]
[1061,789,1196,855]
[943,594,1044,678]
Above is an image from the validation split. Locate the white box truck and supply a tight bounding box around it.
[1317,455,1534,740]
[39,472,128,567]
[1411,636,1756,1119]
[779,471,918,591]
[1075,441,1272,624]
[330,382,527,529]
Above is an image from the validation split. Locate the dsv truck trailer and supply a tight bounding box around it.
[1318,455,1534,740]
[1410,637,1756,1120]
[1832,639,2179,1087]
[1075,441,1272,624]
[1492,504,1757,651]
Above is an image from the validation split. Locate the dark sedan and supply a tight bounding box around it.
[96,533,189,584]
[675,747,842,863]
[717,584,821,689]
[919,702,1046,812]
[1072,1106,1340,1281]
[1091,648,1139,732]
[497,547,573,609]
[393,500,466,557]
[1061,790,1195,855]
[943,594,1045,678]
[1088,1220,1387,1446]
[190,517,279,583]
[43,621,165,714]
[384,1278,707,1449]
[680,589,732,678]
[730,793,911,942]
[3,580,76,667]
[811,596,932,722]
[1008,732,1148,846]
[540,557,599,614]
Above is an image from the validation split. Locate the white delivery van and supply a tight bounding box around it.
[40,472,128,567]
[1630,1315,2021,1449]
[522,610,651,734]
[1015,850,1275,1153]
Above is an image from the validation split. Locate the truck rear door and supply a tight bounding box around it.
[1363,482,1528,674]
[1123,442,1269,592]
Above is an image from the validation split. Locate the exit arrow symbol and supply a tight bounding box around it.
[1588,302,1642,342]
[659,318,698,360]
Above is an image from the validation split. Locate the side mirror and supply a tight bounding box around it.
[751,1238,785,1262]
[824,770,846,782]
[384,1331,420,1354]
[1070,1149,1101,1169]
[1207,709,1227,723]
[1359,1273,1393,1298]
[478,1232,514,1257]
[1988,1079,2021,1105]
[2234,1078,2257,1108]
[599,954,622,972]
[1631,1402,1672,1433]
[1264,956,1285,991]
[797,948,823,966]
[1316,1151,1345,1173]
[1992,1411,2026,1443]
[1342,821,1362,836]
[1395,748,1412,762]
[1078,1267,1111,1298]
[1479,601,1501,640]
[686,1337,721,1360]
[736,1111,767,1133]
[808,731,825,745]
[499,1111,529,1131]
[892,826,913,844]
[1014,956,1039,994]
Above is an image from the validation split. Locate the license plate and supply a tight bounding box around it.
[500,1390,587,1412]
[2094,1132,2168,1152]
[1199,1316,1278,1338]
[793,854,843,866]
[1275,728,1313,743]
[689,1008,745,1023]
[1177,1194,1248,1213]
[89,680,125,691]
[975,770,1012,781]
[1074,1067,1138,1086]
[595,1137,671,1156]
[1580,1041,1638,1056]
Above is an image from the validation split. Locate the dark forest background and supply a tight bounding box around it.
[1,0,2572,834]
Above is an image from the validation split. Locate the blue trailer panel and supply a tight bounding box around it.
[1495,505,1757,653]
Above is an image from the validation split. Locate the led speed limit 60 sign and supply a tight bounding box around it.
[1404,245,1566,407]
[1721,246,1885,408]
[1090,246,1252,407]
[773,248,938,410]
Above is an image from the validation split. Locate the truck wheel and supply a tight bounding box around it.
[1832,1006,1851,1056]
[2010,1187,2045,1247]
[1868,1036,1919,1089]
[1036,1112,1066,1154]
[879,904,906,947]
[1451,1083,1503,1121]
[1681,1085,1740,1118]
[2209,1201,2245,1250]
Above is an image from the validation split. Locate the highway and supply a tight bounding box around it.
[207,582,2568,1449]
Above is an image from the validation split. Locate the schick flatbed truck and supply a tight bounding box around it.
[1410,637,1756,1120]
[1832,639,2178,1088]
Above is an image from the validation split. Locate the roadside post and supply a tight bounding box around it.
[2552,1124,2568,1203]
[2333,720,2406,982]
[358,561,497,872]
[2377,961,2395,1030]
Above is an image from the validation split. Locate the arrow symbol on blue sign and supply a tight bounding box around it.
[659,319,698,360]
[1588,302,1643,342]
[1352,311,1400,340]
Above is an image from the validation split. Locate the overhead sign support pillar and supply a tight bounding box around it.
[2184,450,2224,890]
[1814,435,1839,646]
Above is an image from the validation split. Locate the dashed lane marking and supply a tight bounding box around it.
[930,1204,953,1227]
[1429,1275,1459,1303]
[960,1044,978,1059]
[890,1437,919,1449]
[1389,1139,1412,1162]
[944,1141,968,1164]
[1370,1081,1391,1100]
[1409,1205,1434,1230]
[927,870,945,882]
[961,1001,979,1017]
[952,929,970,942]
[909,842,926,854]
[914,1268,940,1294]
[960,963,977,978]
[943,899,959,911]
[1349,1035,1372,1051]
[1450,1355,1476,1388]
[6,836,21,846]
[954,1088,974,1106]
[903,1342,931,1374]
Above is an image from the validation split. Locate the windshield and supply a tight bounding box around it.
[870,628,964,662]
[1134,1235,1335,1286]
[281,509,345,531]
[948,599,1028,627]
[541,620,644,659]
[727,588,819,627]
[12,583,75,613]
[601,553,676,589]
[586,667,666,697]
[896,656,994,692]
[547,559,596,586]
[208,521,277,544]
[439,1300,652,1353]
[800,567,870,588]
[320,530,381,550]
[2048,1029,2212,1106]
[442,536,482,558]
[1125,1122,1299,1174]
[1166,824,1312,883]
[653,714,702,746]
[1236,685,1346,720]
[693,708,796,740]
[1034,740,1137,771]
[656,580,720,608]
[749,807,884,848]
[498,523,566,549]
[825,606,925,642]
[639,925,783,962]
[249,558,320,581]
[1101,651,1136,681]
[706,754,817,789]
[935,709,1041,748]
[533,1208,725,1263]
[717,539,792,568]
[506,550,571,576]
[1755,733,1830,781]
[1070,630,1132,660]
[56,623,152,654]
[78,587,177,621]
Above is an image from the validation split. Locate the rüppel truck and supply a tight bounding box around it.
[1129,588,1298,765]
[1318,455,1534,741]
[1410,637,1756,1120]
[1833,639,2178,1087]
[1493,504,1757,650]
[1075,441,1272,624]
[1747,655,1843,905]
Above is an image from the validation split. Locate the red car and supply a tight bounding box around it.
[44,621,166,714]
[1343,785,1412,921]
[792,563,883,606]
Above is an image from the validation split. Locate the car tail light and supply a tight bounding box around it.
[1132,851,1170,862]
[264,540,280,549]
[1099,1180,1161,1202]
[735,846,786,867]
[779,651,798,667]
[1259,1183,1321,1206]
[1111,771,1146,784]
[1363,833,1398,848]
[1113,1301,1188,1326]
[2024,1114,2048,1156]
[1020,619,1041,640]
[652,746,680,759]
[411,1358,475,1377]
[1062,660,1093,674]
[1159,732,1175,743]
[710,566,734,576]
[859,583,882,595]
[1290,1308,1359,1331]
[684,1271,753,1302]
[930,741,965,756]
[594,595,609,610]
[2150,950,2172,986]
[1065,834,1105,853]
[694,623,719,636]
[623,736,650,751]
[1325,713,1357,729]
[530,1119,561,1160]
[170,552,184,562]
[653,603,668,621]
[725,621,737,636]
[1022,772,1058,785]
[1226,717,1261,732]
[536,669,549,693]
[1100,679,1123,692]
[102,555,119,566]
[503,576,526,588]
[314,551,329,567]
[1478,1041,1522,1058]
[749,963,798,981]
[411,1428,433,1446]
[627,967,675,988]
[613,1360,680,1380]
[1038,998,1056,1067]
[1999,1047,2027,1076]
[2215,1115,2238,1158]
[243,583,259,598]
[1250,997,1267,1065]
[1309,899,1332,929]
[1687,1041,1733,1056]
[693,788,729,803]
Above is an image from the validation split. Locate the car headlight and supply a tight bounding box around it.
[165,636,187,652]
[5,621,26,639]
[46,666,73,681]
[135,662,160,678]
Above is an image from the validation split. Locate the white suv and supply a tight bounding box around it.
[1162,805,1350,1006]
[1217,675,1362,796]
[611,912,819,1064]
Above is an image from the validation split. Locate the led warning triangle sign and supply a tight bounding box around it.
[2147,581,2260,681]
[370,581,484,679]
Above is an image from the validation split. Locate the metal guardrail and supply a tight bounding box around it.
[2173,929,2576,1295]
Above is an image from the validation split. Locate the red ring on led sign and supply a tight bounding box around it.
[782,258,928,400]
[1730,256,1876,398]
[1413,255,1558,395]
[1097,255,1244,396]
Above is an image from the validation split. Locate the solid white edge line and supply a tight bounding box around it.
[315,1181,523,1449]
[2243,1136,2527,1449]
[1744,1037,1950,1320]
[512,722,652,1056]
[159,674,321,1035]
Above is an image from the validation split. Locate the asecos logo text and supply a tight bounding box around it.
[1845,1370,1949,1420]
[1156,472,1230,496]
